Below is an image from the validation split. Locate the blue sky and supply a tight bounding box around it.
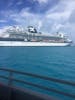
[0,0,75,41]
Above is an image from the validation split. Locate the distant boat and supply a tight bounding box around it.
[0,26,72,46]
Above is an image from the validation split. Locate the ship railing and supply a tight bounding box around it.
[0,68,75,99]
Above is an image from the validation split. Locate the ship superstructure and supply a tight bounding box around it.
[0,26,72,46]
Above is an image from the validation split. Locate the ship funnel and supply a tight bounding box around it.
[28,26,37,33]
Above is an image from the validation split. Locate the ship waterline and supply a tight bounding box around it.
[0,41,70,46]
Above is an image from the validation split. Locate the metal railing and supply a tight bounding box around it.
[0,68,75,99]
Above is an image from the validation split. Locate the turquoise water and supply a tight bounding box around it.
[0,47,75,100]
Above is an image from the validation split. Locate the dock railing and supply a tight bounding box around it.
[0,68,75,99]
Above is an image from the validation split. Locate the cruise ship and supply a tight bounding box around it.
[0,26,72,46]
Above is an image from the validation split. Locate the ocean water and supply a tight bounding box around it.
[0,47,75,100]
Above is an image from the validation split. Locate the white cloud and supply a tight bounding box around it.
[16,1,23,5]
[46,0,75,21]
[1,0,75,42]
[38,21,43,30]
[9,7,43,29]
[0,26,10,34]
[7,0,14,7]
[46,11,71,22]
[33,0,48,4]
[0,20,7,23]
[6,0,75,33]
[44,0,75,39]
[0,29,5,34]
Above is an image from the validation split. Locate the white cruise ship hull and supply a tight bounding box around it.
[0,41,70,46]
